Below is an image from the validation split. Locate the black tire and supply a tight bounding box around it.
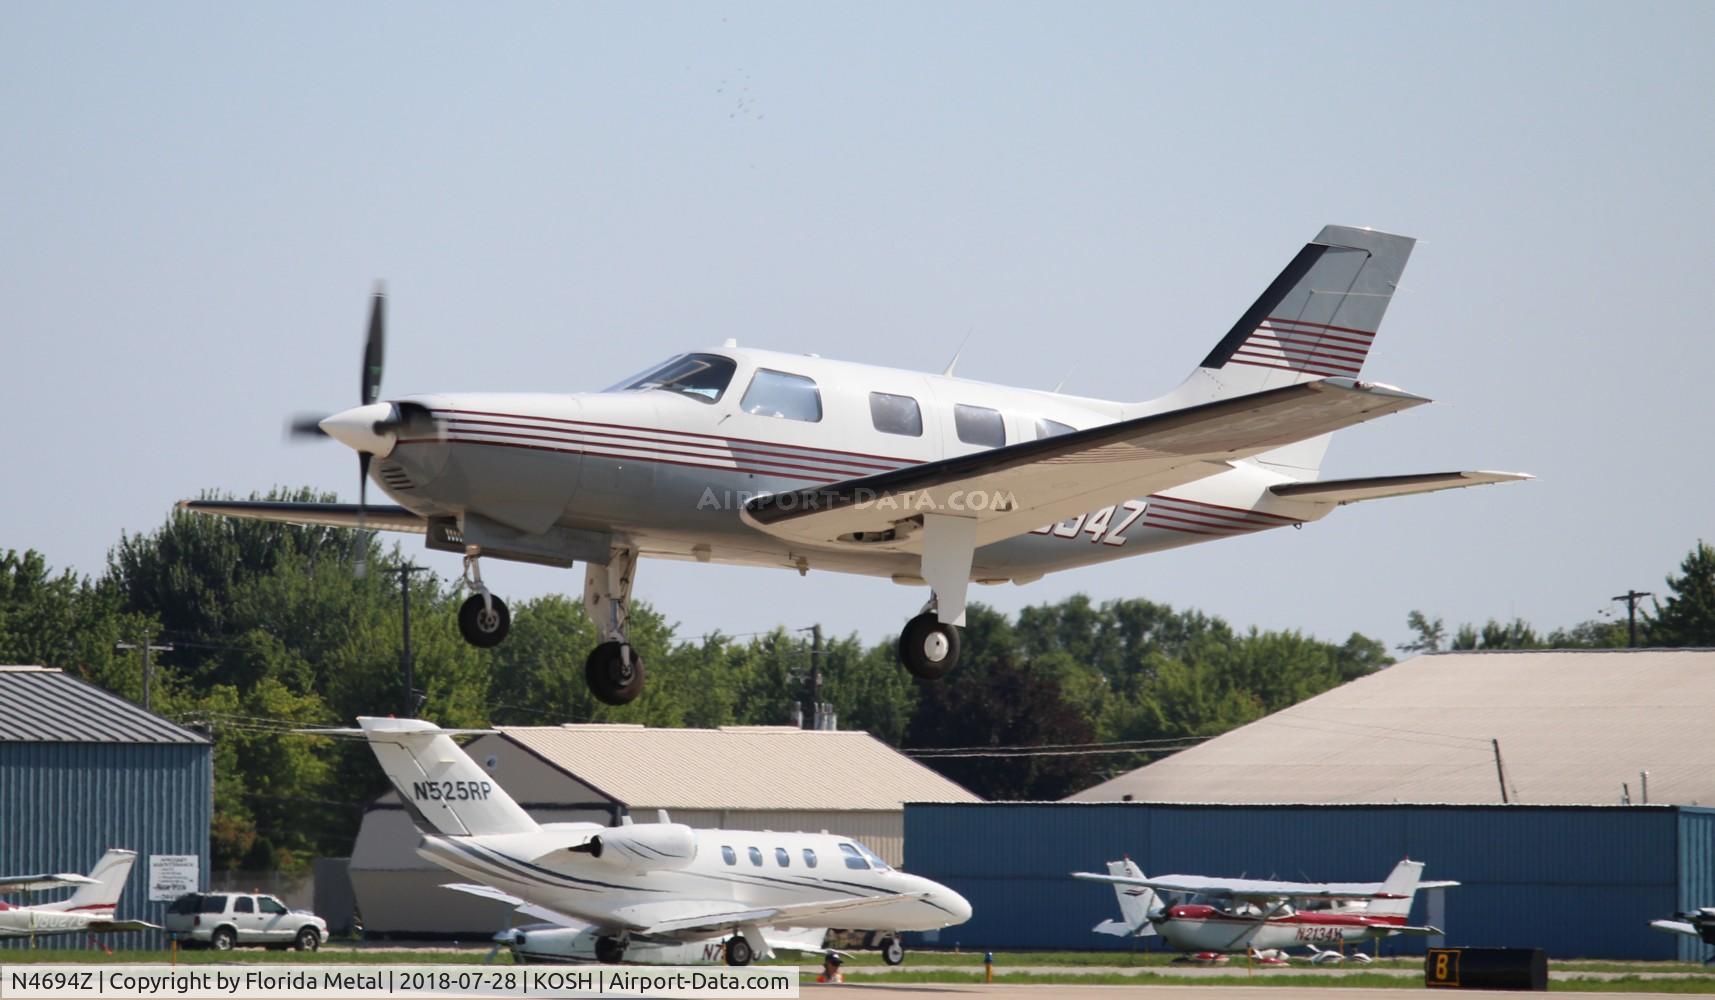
[585,641,645,705]
[210,926,237,951]
[294,927,321,952]
[724,936,753,967]
[897,612,961,680]
[880,936,905,966]
[458,594,511,648]
[595,935,626,964]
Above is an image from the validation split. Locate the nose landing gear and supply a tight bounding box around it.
[457,553,510,648]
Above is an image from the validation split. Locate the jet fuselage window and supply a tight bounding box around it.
[1036,418,1075,439]
[234,897,254,914]
[838,843,869,870]
[721,846,736,865]
[954,404,1005,448]
[869,392,923,437]
[609,353,737,404]
[775,847,790,867]
[741,369,823,422]
[748,847,764,866]
[802,848,818,868]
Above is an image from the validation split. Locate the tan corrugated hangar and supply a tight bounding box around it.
[349,724,979,937]
[1070,649,1715,805]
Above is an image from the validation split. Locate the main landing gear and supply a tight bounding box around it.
[898,606,961,680]
[457,553,510,648]
[584,546,644,706]
[894,513,976,681]
[878,935,905,966]
[594,934,627,964]
[722,935,753,967]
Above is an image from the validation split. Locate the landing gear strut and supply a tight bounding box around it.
[584,546,644,706]
[896,513,973,681]
[457,552,510,648]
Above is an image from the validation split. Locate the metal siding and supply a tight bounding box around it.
[905,802,1685,958]
[1678,807,1715,962]
[0,742,212,950]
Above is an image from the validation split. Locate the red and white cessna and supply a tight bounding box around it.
[1073,858,1456,964]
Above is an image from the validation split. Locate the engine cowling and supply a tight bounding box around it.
[570,823,698,872]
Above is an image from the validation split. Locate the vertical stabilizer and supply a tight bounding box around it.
[357,717,539,837]
[36,849,135,914]
[1368,859,1425,918]
[1094,858,1157,937]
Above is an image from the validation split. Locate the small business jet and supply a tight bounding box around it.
[1073,858,1453,964]
[1650,907,1715,962]
[348,717,969,966]
[184,225,1527,704]
[0,849,158,940]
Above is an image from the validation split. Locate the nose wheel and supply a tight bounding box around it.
[457,554,510,648]
[898,610,961,680]
[879,935,905,966]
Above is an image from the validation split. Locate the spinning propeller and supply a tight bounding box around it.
[287,284,440,576]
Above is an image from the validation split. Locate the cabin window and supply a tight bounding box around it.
[869,392,923,437]
[234,897,254,914]
[721,846,736,865]
[954,404,1005,447]
[748,847,764,866]
[259,897,287,915]
[775,847,791,867]
[608,353,736,404]
[839,843,869,870]
[802,848,818,868]
[1036,418,1075,439]
[741,369,823,422]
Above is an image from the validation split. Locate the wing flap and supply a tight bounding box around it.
[178,500,427,534]
[1270,471,1531,506]
[743,379,1429,552]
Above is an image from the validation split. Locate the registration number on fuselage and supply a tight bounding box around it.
[412,780,493,801]
[1294,926,1348,943]
[1030,500,1147,546]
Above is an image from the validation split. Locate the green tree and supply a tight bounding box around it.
[1649,541,1715,646]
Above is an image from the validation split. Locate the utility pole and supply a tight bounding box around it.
[810,624,823,728]
[1492,738,1510,804]
[1610,590,1652,647]
[397,563,429,717]
[116,633,173,713]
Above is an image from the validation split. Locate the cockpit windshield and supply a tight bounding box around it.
[853,841,892,872]
[606,353,736,404]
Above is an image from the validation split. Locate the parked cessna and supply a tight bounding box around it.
[0,849,158,940]
[184,225,1527,704]
[1650,907,1715,962]
[348,717,969,966]
[1073,858,1453,963]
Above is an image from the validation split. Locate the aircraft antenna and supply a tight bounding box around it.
[942,328,973,377]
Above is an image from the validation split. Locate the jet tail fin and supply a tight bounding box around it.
[1139,225,1417,478]
[356,717,539,838]
[36,849,136,914]
[1367,859,1425,918]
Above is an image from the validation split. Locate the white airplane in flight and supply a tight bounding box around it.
[1074,858,1454,964]
[0,849,158,940]
[348,717,969,966]
[185,225,1527,704]
[1650,907,1715,963]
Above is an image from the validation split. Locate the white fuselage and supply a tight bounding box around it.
[415,825,969,940]
[0,902,114,938]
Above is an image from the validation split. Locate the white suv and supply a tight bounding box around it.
[165,892,326,952]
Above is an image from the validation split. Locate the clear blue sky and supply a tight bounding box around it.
[5,1,1712,650]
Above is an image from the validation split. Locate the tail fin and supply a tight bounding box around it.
[1367,859,1425,918]
[1094,858,1158,937]
[36,849,136,914]
[1147,225,1416,477]
[357,717,539,838]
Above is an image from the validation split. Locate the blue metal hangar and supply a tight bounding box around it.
[0,665,212,949]
[906,650,1715,960]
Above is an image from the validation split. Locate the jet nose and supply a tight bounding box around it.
[937,887,973,926]
[319,402,398,456]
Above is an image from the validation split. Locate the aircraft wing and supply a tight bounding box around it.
[1651,919,1699,937]
[0,874,99,892]
[441,883,587,929]
[86,920,161,933]
[1269,471,1530,506]
[611,893,929,938]
[742,379,1428,552]
[1071,871,1390,902]
[177,500,427,534]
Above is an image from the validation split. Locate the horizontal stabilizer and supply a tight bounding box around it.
[87,920,161,933]
[1390,925,1444,937]
[1093,918,1154,937]
[1651,919,1699,937]
[1270,471,1531,506]
[0,874,99,893]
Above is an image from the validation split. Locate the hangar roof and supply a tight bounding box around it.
[499,723,981,811]
[1068,649,1715,806]
[0,665,208,744]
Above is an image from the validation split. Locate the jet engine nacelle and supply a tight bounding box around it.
[571,823,698,872]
